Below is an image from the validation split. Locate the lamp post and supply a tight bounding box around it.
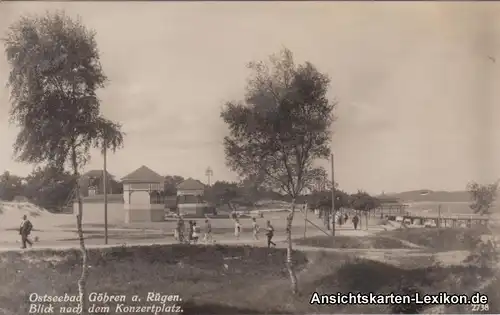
[331,153,335,237]
[103,144,108,245]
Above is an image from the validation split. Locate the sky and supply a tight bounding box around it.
[0,2,500,195]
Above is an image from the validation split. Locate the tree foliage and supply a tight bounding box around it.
[0,171,25,201]
[350,190,381,212]
[4,11,124,169]
[221,48,335,198]
[308,189,350,211]
[0,168,76,210]
[4,11,124,314]
[221,48,335,295]
[164,175,185,196]
[205,181,240,209]
[24,165,76,210]
[467,181,499,215]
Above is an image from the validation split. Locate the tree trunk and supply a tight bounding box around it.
[286,200,299,295]
[72,149,88,315]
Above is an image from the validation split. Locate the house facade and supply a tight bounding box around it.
[79,170,115,197]
[121,165,165,223]
[177,178,213,216]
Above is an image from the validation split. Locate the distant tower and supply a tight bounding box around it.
[205,167,213,186]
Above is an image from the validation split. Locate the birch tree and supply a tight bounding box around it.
[221,48,335,294]
[4,11,124,314]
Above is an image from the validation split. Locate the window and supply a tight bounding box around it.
[149,191,164,204]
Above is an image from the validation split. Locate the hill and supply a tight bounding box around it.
[380,190,471,203]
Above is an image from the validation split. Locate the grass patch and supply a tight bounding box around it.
[0,244,308,314]
[380,227,488,251]
[295,235,413,249]
[296,256,494,314]
[0,243,496,314]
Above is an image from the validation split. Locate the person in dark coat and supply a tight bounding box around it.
[19,215,33,249]
[352,215,359,230]
[265,220,276,248]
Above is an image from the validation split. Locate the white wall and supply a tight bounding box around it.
[73,202,125,225]
[123,191,130,204]
[130,191,150,205]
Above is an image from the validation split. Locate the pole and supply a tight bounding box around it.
[331,153,335,236]
[437,204,441,228]
[303,204,308,239]
[103,145,108,245]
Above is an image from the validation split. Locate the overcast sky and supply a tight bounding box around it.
[1,2,500,194]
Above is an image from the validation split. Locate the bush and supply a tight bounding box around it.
[390,277,426,314]
[381,227,488,251]
[295,235,411,249]
[464,237,498,268]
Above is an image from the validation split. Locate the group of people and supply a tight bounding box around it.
[249,217,276,247]
[175,215,277,247]
[174,217,205,244]
[334,212,360,230]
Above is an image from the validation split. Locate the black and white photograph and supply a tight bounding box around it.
[0,2,499,314]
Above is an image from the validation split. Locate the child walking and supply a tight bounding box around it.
[192,222,200,244]
[234,219,241,240]
[204,218,213,244]
[252,217,260,240]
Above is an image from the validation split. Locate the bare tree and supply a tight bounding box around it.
[467,181,499,215]
[4,11,124,314]
[221,48,335,294]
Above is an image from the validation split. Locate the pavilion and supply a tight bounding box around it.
[121,165,165,223]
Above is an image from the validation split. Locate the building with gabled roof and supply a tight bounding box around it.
[177,178,205,191]
[122,165,165,223]
[177,178,213,216]
[79,169,117,196]
[121,165,164,183]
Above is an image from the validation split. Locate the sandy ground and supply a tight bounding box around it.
[0,200,382,246]
[1,201,494,271]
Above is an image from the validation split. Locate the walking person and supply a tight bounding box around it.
[188,220,194,244]
[265,220,276,247]
[252,217,260,240]
[234,219,241,240]
[19,215,33,249]
[352,214,359,230]
[204,218,213,244]
[176,215,185,244]
[192,222,200,244]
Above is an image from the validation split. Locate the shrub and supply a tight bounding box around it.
[464,237,498,268]
[390,277,426,314]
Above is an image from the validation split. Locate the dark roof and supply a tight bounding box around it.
[81,194,124,203]
[177,178,205,190]
[82,170,114,179]
[121,165,164,183]
[378,196,401,204]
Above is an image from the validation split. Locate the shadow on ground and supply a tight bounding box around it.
[295,235,413,249]
[0,240,497,314]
